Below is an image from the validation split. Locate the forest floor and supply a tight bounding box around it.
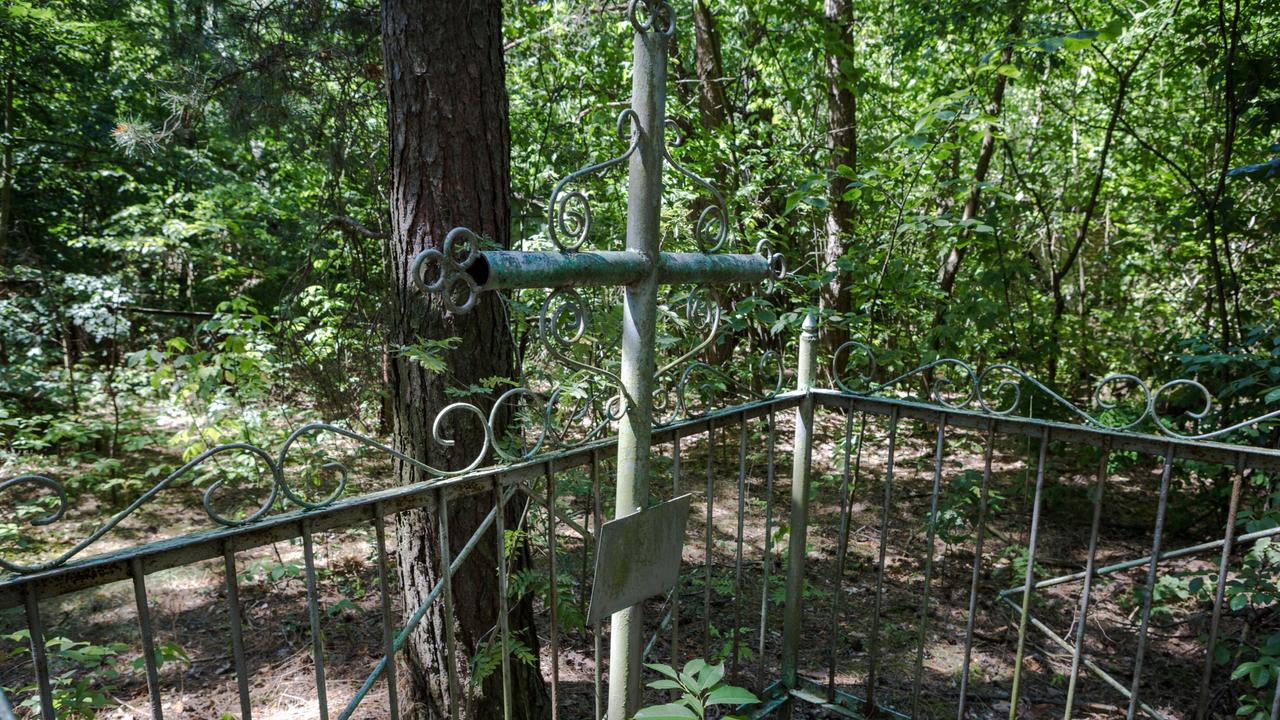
[0,404,1264,719]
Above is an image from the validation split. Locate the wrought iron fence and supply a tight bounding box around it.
[1,317,1279,719]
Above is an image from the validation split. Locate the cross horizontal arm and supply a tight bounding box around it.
[460,249,774,292]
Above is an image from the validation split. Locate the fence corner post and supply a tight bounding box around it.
[781,310,818,694]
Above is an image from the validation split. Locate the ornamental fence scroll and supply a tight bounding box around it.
[832,340,1280,442]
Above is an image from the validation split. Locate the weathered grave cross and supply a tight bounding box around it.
[413,1,783,716]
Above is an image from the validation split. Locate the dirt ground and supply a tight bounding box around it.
[0,404,1270,719]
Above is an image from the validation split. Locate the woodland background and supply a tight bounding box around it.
[0,0,1278,716]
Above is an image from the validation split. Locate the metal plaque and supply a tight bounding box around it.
[586,493,693,625]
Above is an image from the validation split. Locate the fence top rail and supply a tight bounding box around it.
[0,394,796,609]
[2,381,1273,608]
[814,388,1280,471]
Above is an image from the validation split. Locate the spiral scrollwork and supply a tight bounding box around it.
[411,227,482,313]
[656,286,722,380]
[0,411,514,574]
[627,0,676,36]
[546,109,642,252]
[755,239,787,292]
[538,288,622,387]
[832,343,1279,441]
[663,119,729,253]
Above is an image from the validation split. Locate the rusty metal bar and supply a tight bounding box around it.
[1063,442,1111,720]
[1127,445,1176,720]
[129,557,164,720]
[1008,427,1051,719]
[222,543,253,720]
[865,407,900,712]
[911,415,948,717]
[301,523,329,720]
[957,421,996,719]
[373,505,400,719]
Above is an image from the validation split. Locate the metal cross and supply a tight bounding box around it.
[413,2,782,716]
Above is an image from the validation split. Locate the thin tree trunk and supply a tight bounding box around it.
[1046,1,1179,382]
[1204,0,1243,350]
[693,0,744,366]
[931,10,1022,353]
[1,56,13,260]
[820,0,857,353]
[380,2,548,718]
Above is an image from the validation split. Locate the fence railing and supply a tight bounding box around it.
[2,320,1279,719]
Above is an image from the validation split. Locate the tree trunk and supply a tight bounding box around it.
[820,0,857,353]
[930,10,1022,353]
[692,0,728,129]
[380,2,548,719]
[1,50,13,261]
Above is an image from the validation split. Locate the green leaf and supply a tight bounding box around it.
[1098,18,1125,41]
[647,679,683,691]
[633,704,698,720]
[646,663,681,681]
[706,685,760,706]
[698,661,725,692]
[1063,29,1100,51]
[996,64,1021,79]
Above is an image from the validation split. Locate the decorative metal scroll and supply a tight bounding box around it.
[832,341,1280,441]
[546,109,641,252]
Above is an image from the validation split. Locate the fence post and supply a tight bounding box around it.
[781,310,818,693]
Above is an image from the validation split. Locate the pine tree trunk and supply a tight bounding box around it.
[380,1,549,718]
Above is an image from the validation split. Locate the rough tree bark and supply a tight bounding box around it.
[692,0,728,128]
[380,2,549,718]
[820,0,857,353]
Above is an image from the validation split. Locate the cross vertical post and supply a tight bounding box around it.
[611,9,668,718]
[410,1,783,716]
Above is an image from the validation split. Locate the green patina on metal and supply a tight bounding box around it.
[410,1,783,714]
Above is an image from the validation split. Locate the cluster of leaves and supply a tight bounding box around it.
[634,659,759,720]
[2,629,189,717]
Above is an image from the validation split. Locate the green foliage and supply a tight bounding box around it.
[634,659,759,719]
[2,630,189,718]
[931,469,1004,543]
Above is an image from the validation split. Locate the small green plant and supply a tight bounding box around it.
[2,631,190,717]
[633,659,758,719]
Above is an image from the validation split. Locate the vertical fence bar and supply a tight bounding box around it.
[671,431,682,677]
[547,465,561,720]
[301,522,330,720]
[757,405,777,691]
[23,586,54,719]
[130,557,164,720]
[731,414,748,680]
[1062,440,1111,720]
[865,407,899,713]
[827,405,858,701]
[703,418,716,660]
[1007,427,1051,720]
[781,311,818,695]
[1195,454,1247,720]
[957,421,996,720]
[910,414,948,718]
[591,450,604,720]
[222,543,253,720]
[494,479,514,720]
[1126,445,1175,720]
[373,504,400,719]
[436,492,460,718]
